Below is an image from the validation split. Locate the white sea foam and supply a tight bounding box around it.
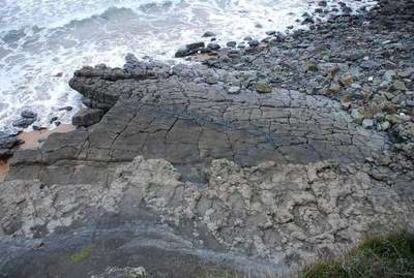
[0,0,376,134]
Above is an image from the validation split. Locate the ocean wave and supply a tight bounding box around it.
[0,0,177,33]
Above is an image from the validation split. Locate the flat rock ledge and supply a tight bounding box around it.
[8,60,389,185]
[1,0,414,277]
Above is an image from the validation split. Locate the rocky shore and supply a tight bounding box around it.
[1,0,413,277]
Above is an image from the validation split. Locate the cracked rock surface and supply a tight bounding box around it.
[8,58,389,185]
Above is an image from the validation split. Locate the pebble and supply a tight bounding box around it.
[351,109,363,121]
[362,119,375,129]
[255,82,272,94]
[226,41,237,48]
[383,70,396,84]
[392,80,407,91]
[378,121,391,131]
[248,40,260,47]
[228,86,241,94]
[58,106,73,112]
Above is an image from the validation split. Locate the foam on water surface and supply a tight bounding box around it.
[0,0,376,134]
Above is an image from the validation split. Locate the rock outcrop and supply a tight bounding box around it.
[1,156,413,276]
[8,60,389,185]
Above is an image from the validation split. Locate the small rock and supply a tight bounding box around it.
[318,1,327,7]
[255,82,272,94]
[392,80,407,91]
[351,109,364,122]
[21,110,37,119]
[384,91,395,100]
[269,38,278,46]
[32,240,45,249]
[186,42,205,51]
[360,60,380,70]
[12,118,36,128]
[175,47,191,58]
[237,43,246,49]
[327,84,341,94]
[399,68,414,78]
[128,266,147,278]
[383,70,396,84]
[305,62,319,72]
[362,119,374,129]
[340,74,353,87]
[32,125,47,131]
[58,106,73,112]
[207,42,221,51]
[202,31,216,37]
[72,109,104,127]
[302,17,315,25]
[248,39,260,47]
[205,74,218,85]
[175,42,205,58]
[351,83,362,89]
[378,121,391,131]
[50,116,58,123]
[227,50,240,58]
[226,41,237,48]
[0,136,23,150]
[341,101,352,110]
[228,86,241,94]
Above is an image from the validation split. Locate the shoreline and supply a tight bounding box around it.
[17,124,75,150]
[0,0,378,137]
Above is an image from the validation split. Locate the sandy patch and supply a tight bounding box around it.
[0,160,9,182]
[18,124,76,150]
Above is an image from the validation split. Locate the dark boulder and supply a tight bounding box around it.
[248,39,260,47]
[207,42,221,51]
[12,118,36,128]
[202,31,216,37]
[21,110,37,119]
[0,135,23,160]
[226,41,237,48]
[0,135,22,150]
[72,108,104,127]
[175,42,206,58]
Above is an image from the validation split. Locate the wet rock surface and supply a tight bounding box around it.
[1,0,414,277]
